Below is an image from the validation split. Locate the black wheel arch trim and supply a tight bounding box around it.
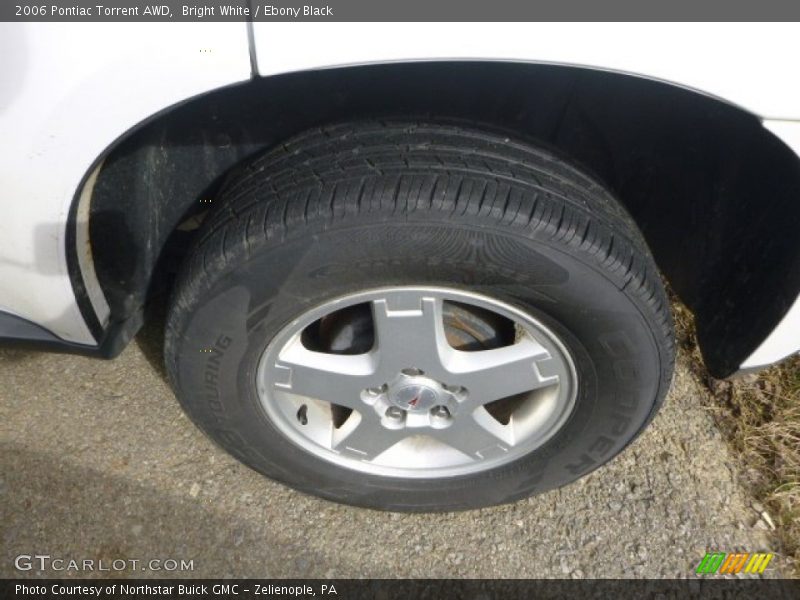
[51,61,800,376]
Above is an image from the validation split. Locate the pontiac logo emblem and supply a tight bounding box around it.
[392,384,437,411]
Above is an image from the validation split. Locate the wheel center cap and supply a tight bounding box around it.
[390,382,440,412]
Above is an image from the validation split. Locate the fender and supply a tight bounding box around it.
[0,22,251,344]
[252,22,800,119]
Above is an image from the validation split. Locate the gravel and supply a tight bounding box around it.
[0,328,781,578]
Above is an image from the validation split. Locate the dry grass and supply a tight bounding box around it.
[672,300,800,576]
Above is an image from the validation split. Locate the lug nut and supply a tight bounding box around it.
[431,405,451,419]
[445,385,467,397]
[385,406,406,421]
[362,385,387,405]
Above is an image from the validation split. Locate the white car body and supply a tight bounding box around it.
[0,21,798,371]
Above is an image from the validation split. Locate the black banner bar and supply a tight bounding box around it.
[4,0,800,22]
[3,579,800,600]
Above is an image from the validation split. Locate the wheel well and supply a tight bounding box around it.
[83,61,800,377]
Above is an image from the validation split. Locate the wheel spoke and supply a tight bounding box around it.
[433,408,514,459]
[446,338,556,407]
[371,292,450,378]
[271,338,378,411]
[334,415,407,460]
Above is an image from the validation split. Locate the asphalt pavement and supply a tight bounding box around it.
[0,322,780,578]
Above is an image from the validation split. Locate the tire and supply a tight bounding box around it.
[165,121,674,511]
